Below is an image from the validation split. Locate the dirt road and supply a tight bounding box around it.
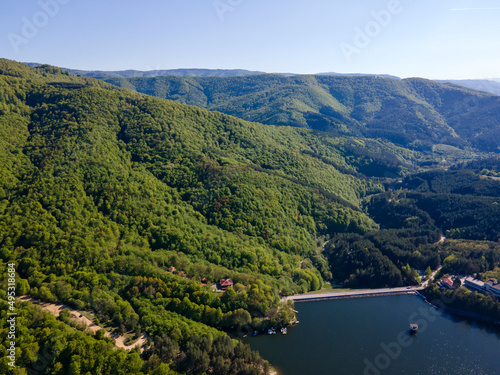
[18,296,147,352]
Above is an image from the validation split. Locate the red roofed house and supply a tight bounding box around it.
[441,277,454,289]
[220,278,233,290]
[168,266,176,272]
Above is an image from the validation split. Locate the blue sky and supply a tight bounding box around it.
[2,0,500,79]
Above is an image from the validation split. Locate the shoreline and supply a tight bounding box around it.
[290,291,415,303]
[283,286,423,303]
[417,292,500,327]
[285,288,499,329]
[441,306,497,325]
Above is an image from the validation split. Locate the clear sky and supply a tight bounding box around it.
[2,0,500,79]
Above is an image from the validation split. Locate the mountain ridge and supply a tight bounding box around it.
[439,79,500,96]
[99,73,500,152]
[25,62,402,80]
[23,63,266,78]
[23,63,500,96]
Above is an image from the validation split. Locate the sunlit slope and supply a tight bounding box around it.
[104,74,500,152]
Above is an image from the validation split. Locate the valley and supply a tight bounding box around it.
[0,59,499,375]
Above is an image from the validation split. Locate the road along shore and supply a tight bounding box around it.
[283,286,423,303]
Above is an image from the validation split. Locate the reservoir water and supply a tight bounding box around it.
[245,295,500,375]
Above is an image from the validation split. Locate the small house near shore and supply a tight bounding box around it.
[441,277,454,289]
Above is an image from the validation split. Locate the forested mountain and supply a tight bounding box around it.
[0,59,395,374]
[102,74,500,152]
[25,63,265,79]
[326,164,500,287]
[26,63,402,80]
[1,60,499,374]
[317,72,400,80]
[440,79,500,96]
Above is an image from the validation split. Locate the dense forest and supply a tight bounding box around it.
[0,60,393,374]
[102,74,500,152]
[439,79,500,96]
[325,165,500,287]
[1,60,499,374]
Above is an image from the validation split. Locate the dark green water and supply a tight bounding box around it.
[244,295,500,375]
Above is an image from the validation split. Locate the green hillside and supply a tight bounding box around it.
[325,164,500,288]
[0,59,389,374]
[1,60,499,374]
[103,74,500,152]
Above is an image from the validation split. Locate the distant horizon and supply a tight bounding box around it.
[17,60,500,81]
[2,1,499,82]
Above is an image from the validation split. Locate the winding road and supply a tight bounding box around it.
[17,296,147,352]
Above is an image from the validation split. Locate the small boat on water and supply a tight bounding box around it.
[410,323,419,334]
[253,330,259,336]
[268,328,276,335]
[281,327,287,335]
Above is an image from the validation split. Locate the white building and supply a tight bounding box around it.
[465,277,500,299]
[464,277,484,291]
[484,279,500,298]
